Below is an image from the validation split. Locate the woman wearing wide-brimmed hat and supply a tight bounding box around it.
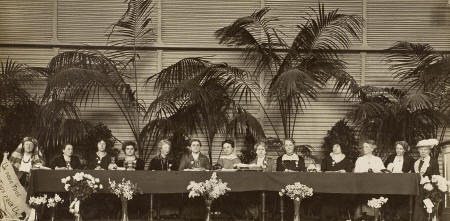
[413,138,440,221]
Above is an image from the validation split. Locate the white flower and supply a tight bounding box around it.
[95,178,100,183]
[420,176,430,185]
[423,198,434,214]
[424,183,434,191]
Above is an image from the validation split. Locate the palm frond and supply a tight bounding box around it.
[0,58,34,106]
[280,3,363,73]
[215,7,285,77]
[42,50,142,139]
[226,106,265,140]
[107,0,155,62]
[387,41,441,91]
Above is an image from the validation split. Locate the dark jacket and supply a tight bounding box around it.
[414,157,440,178]
[87,153,114,170]
[149,155,175,171]
[321,155,353,172]
[51,154,82,170]
[178,152,210,170]
[117,157,145,170]
[276,154,306,172]
[384,153,414,173]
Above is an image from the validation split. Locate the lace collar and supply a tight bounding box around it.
[282,154,299,161]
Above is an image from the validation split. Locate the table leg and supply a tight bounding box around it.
[409,195,414,221]
[261,191,266,221]
[149,194,153,221]
[280,195,284,221]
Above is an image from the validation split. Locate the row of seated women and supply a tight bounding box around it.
[6,136,439,220]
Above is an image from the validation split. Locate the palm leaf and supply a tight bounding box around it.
[215,7,285,77]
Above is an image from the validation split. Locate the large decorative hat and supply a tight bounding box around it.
[416,139,439,148]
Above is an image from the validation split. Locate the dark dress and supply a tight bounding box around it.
[321,155,353,172]
[320,154,354,221]
[87,152,114,170]
[414,157,440,221]
[276,154,306,172]
[117,157,145,170]
[384,153,414,173]
[178,153,210,170]
[51,155,82,170]
[149,155,175,171]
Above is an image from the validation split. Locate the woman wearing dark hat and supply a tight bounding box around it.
[413,139,440,221]
[321,144,353,173]
[52,143,82,170]
[385,141,414,173]
[117,141,145,170]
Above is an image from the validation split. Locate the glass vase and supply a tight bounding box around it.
[205,198,213,221]
[293,200,301,221]
[121,197,129,221]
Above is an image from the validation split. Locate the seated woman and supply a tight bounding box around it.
[178,139,210,170]
[383,141,414,220]
[413,139,440,221]
[87,139,116,170]
[321,144,353,173]
[83,139,119,219]
[319,144,354,221]
[149,139,175,171]
[353,140,386,219]
[385,141,414,173]
[250,141,273,172]
[9,137,45,188]
[217,140,241,169]
[117,141,144,170]
[52,143,82,170]
[276,138,306,172]
[354,140,385,173]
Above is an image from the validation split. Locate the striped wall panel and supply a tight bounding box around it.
[0,0,53,44]
[367,0,450,50]
[161,0,260,46]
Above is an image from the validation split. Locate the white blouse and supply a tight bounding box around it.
[354,155,385,173]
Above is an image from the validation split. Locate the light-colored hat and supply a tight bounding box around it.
[416,139,438,148]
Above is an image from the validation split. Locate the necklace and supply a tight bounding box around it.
[22,154,31,163]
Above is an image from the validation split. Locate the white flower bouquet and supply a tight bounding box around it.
[61,172,103,201]
[367,197,388,209]
[187,172,231,201]
[28,194,64,221]
[186,172,231,221]
[61,172,103,220]
[421,175,450,215]
[28,194,64,209]
[108,178,140,221]
[108,178,140,201]
[279,182,314,202]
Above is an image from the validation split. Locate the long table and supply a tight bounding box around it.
[29,170,420,220]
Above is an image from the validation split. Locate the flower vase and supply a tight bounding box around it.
[70,199,82,221]
[293,200,301,221]
[205,199,213,221]
[373,208,382,221]
[121,197,129,221]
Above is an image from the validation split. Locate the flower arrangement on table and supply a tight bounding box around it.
[421,175,450,219]
[61,172,103,220]
[279,182,313,221]
[187,172,231,221]
[28,194,64,221]
[367,197,388,221]
[108,178,140,221]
